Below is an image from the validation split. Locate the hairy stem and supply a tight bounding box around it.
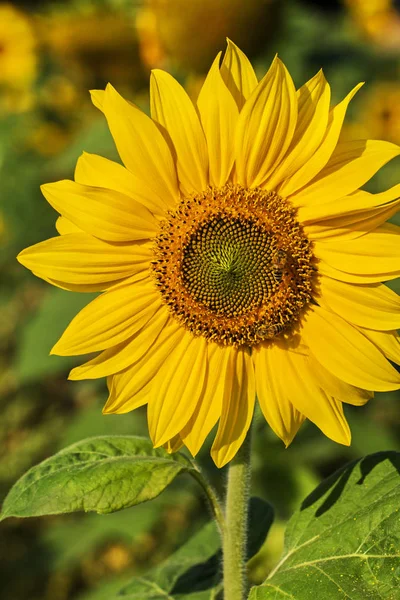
[223,425,253,600]
[191,469,226,538]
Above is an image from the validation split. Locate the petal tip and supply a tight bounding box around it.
[150,68,170,86]
[90,89,105,110]
[67,367,82,381]
[283,436,295,449]
[105,82,118,96]
[225,37,239,50]
[16,249,27,266]
[41,180,69,198]
[40,182,53,196]
[210,445,234,469]
[49,343,59,356]
[50,339,70,357]
[16,247,37,270]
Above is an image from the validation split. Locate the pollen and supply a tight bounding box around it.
[151,184,315,346]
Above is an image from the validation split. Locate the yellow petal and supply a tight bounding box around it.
[211,348,255,468]
[318,261,395,284]
[357,327,400,365]
[42,180,158,242]
[104,375,149,415]
[33,273,107,293]
[55,216,82,235]
[314,225,400,282]
[253,344,305,446]
[267,70,331,190]
[90,89,104,110]
[307,353,372,406]
[298,183,400,223]
[272,344,351,445]
[181,343,228,457]
[164,435,183,454]
[301,305,400,391]
[292,139,400,208]
[304,202,400,242]
[318,276,400,330]
[235,57,297,188]
[279,83,363,197]
[17,234,151,286]
[68,307,169,380]
[75,152,171,215]
[148,334,208,447]
[150,69,208,195]
[197,52,239,187]
[48,214,104,290]
[96,84,179,206]
[219,39,258,110]
[103,321,183,414]
[52,278,161,356]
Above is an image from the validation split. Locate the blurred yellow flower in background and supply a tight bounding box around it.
[39,5,145,90]
[344,81,400,144]
[39,75,81,116]
[27,121,72,157]
[344,0,400,51]
[18,41,400,468]
[22,75,83,156]
[136,0,278,72]
[0,3,37,113]
[26,5,146,157]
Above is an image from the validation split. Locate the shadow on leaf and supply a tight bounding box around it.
[300,451,400,517]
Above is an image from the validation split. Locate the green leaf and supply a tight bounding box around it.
[16,287,97,382]
[0,435,196,519]
[74,575,135,600]
[117,497,274,599]
[247,497,275,561]
[249,451,400,599]
[117,520,222,600]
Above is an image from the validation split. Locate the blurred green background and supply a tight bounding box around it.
[1,0,400,598]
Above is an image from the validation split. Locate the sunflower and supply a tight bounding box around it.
[18,41,400,467]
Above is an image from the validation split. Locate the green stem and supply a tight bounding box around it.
[191,469,226,538]
[223,424,253,600]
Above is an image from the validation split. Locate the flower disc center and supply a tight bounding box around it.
[152,184,315,346]
[182,216,278,318]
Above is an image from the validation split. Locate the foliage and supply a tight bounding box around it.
[249,452,400,599]
[0,436,196,519]
[2,438,400,599]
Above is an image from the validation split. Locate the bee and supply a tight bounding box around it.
[255,322,285,340]
[272,249,289,283]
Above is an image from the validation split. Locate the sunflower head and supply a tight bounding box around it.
[18,40,400,467]
[152,183,315,346]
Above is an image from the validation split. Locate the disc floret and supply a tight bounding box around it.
[152,184,315,346]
